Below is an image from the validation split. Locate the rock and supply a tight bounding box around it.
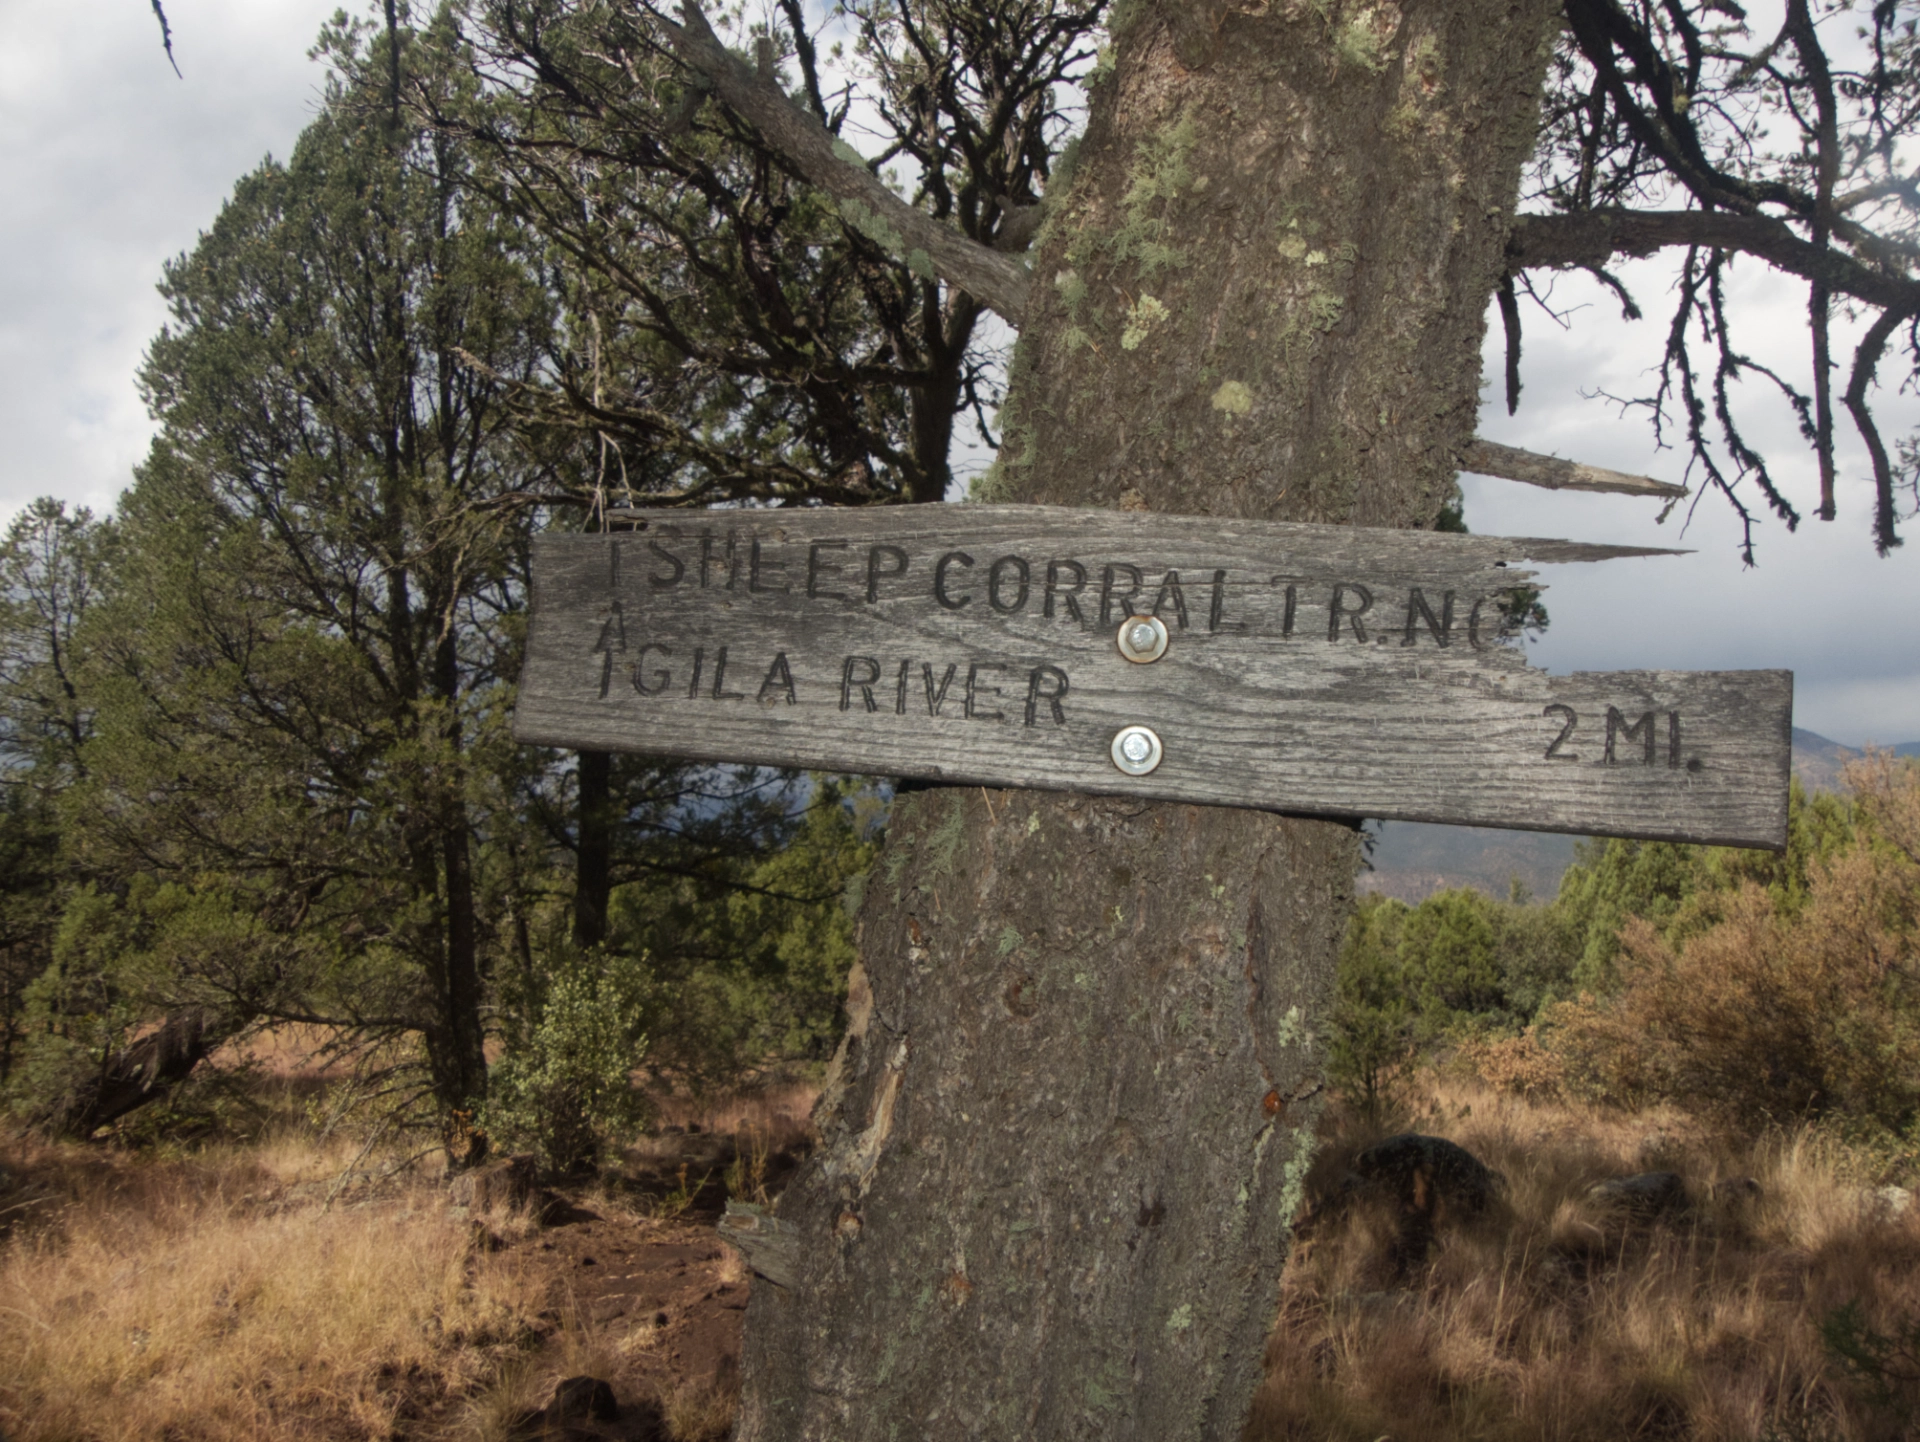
[547,1376,620,1423]
[720,1200,804,1288]
[1350,1133,1505,1216]
[1636,1130,1684,1170]
[1854,1184,1914,1221]
[1296,1134,1505,1278]
[448,1154,539,1213]
[1585,1170,1687,1219]
[510,1375,622,1440]
[589,1294,632,1325]
[1709,1176,1763,1205]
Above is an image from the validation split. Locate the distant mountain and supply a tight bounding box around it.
[1360,727,1919,904]
[1789,727,1920,793]
[1360,822,1578,905]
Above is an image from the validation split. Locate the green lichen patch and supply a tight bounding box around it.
[838,197,906,256]
[1077,108,1198,277]
[1211,380,1254,417]
[1120,293,1169,350]
[969,460,1016,503]
[1277,1127,1321,1230]
[925,799,969,878]
[1275,1004,1310,1049]
[1334,4,1400,73]
[1385,30,1448,137]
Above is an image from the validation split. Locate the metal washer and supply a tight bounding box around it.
[1116,614,1169,663]
[1110,725,1164,776]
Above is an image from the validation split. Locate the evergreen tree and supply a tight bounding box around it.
[1326,894,1415,1119]
[66,10,552,1121]
[0,502,115,1088]
[1399,888,1504,1027]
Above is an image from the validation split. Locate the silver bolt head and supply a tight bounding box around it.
[1109,725,1164,776]
[1116,614,1169,663]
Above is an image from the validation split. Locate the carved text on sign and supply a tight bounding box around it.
[515,507,1792,848]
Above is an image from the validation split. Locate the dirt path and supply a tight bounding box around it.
[509,1200,749,1439]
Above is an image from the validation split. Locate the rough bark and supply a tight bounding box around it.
[993,0,1558,526]
[441,635,489,1112]
[738,789,1353,1438]
[735,0,1560,1434]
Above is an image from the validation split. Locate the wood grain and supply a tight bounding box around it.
[515,507,1791,848]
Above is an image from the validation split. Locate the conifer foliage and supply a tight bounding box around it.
[0,9,876,1149]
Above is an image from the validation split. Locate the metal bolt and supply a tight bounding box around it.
[1110,725,1164,776]
[1115,613,1169,663]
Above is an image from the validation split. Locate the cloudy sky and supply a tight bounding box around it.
[3,0,1915,747]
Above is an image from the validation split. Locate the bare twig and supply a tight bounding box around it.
[149,0,182,78]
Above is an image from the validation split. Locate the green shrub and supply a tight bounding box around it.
[1548,836,1920,1131]
[482,948,650,1176]
[1326,895,1415,1119]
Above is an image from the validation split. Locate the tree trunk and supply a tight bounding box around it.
[425,628,488,1119]
[50,1006,229,1137]
[574,748,613,950]
[737,0,1559,1434]
[739,789,1353,1437]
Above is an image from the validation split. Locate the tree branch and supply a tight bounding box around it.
[657,2,1031,324]
[150,0,182,78]
[1842,307,1910,556]
[1508,210,1919,314]
[1460,439,1688,498]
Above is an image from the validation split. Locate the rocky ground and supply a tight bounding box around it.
[438,1114,813,1442]
[484,1206,749,1441]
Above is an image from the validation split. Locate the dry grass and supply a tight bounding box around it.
[1253,1073,1920,1442]
[21,1059,1920,1441]
[648,1079,818,1141]
[662,1368,740,1442]
[0,1130,548,1442]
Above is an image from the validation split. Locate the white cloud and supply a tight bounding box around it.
[0,0,339,519]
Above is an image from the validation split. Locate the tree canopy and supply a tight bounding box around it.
[433,0,1920,557]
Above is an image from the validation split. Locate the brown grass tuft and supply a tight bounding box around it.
[662,1361,741,1442]
[1256,1075,1920,1442]
[0,1132,546,1441]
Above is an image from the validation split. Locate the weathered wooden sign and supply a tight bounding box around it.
[514,507,1792,848]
